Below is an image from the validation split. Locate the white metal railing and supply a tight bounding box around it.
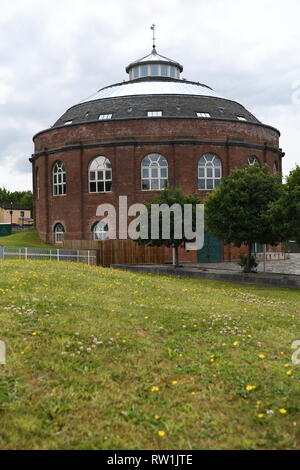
[0,246,97,265]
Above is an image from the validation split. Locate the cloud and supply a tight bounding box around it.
[0,0,299,190]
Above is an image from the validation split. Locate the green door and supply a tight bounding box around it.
[198,233,222,263]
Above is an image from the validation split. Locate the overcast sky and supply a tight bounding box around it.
[0,0,299,191]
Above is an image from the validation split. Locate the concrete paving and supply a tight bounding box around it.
[112,254,300,289]
[194,253,300,275]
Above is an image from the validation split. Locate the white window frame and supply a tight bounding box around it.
[54,223,65,243]
[247,156,260,166]
[89,156,112,193]
[92,221,109,240]
[53,161,66,196]
[196,112,211,118]
[198,153,222,191]
[147,111,162,117]
[99,114,112,120]
[141,153,168,191]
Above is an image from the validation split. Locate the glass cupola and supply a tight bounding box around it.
[126,47,183,80]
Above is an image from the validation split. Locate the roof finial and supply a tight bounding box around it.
[151,24,156,50]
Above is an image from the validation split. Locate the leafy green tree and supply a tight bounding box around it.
[205,165,282,272]
[135,188,201,267]
[0,188,33,211]
[270,166,300,244]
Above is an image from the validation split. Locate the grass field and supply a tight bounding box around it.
[0,230,53,248]
[0,260,300,450]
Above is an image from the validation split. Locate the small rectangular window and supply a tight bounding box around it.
[196,112,211,118]
[150,64,158,76]
[147,111,162,117]
[64,120,73,125]
[99,114,112,120]
[141,65,148,77]
[237,116,247,121]
[161,64,168,76]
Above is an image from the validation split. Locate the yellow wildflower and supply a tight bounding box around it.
[279,408,287,414]
[287,370,293,376]
[151,386,159,392]
[246,385,257,391]
[258,354,266,359]
[158,431,165,437]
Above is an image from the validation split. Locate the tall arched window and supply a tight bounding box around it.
[198,154,222,190]
[36,168,40,200]
[141,154,168,190]
[247,156,260,166]
[89,157,112,193]
[53,161,66,195]
[54,223,65,243]
[273,161,279,174]
[92,221,109,240]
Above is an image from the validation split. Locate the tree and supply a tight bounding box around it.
[0,188,33,211]
[270,166,300,244]
[135,188,202,267]
[205,165,282,272]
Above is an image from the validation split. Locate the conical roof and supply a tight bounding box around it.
[126,47,183,73]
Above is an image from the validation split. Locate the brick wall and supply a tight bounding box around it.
[32,118,283,257]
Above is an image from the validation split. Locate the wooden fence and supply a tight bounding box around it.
[62,239,166,267]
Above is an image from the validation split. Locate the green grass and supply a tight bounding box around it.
[0,230,54,248]
[0,260,300,450]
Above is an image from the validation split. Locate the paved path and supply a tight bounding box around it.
[194,254,300,275]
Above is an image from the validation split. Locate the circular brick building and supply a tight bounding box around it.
[31,45,284,261]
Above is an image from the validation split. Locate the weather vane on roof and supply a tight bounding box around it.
[151,24,156,49]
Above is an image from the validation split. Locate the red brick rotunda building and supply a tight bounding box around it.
[31,44,284,262]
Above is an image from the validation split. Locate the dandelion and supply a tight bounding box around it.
[191,391,196,395]
[287,370,293,376]
[246,385,257,391]
[257,414,265,419]
[155,415,160,420]
[158,431,165,437]
[171,380,178,385]
[279,408,287,414]
[151,386,159,392]
[258,354,266,359]
[31,332,37,336]
[233,341,239,346]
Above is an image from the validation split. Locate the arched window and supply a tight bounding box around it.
[89,157,112,193]
[198,154,222,190]
[273,161,279,174]
[141,154,168,190]
[92,221,109,240]
[247,156,260,166]
[36,168,40,200]
[54,223,65,243]
[53,161,66,195]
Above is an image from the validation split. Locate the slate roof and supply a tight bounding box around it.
[53,78,260,127]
